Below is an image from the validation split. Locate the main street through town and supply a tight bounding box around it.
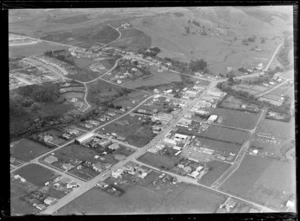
[10,29,285,214]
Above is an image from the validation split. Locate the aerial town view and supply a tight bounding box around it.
[9,7,296,215]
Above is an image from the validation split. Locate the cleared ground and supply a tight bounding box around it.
[11,139,51,162]
[211,108,261,130]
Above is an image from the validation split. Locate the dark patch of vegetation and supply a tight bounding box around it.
[173,12,184,17]
[44,50,75,66]
[189,59,208,72]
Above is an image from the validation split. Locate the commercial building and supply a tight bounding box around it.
[75,132,94,144]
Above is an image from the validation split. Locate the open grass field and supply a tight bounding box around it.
[41,24,119,48]
[112,90,149,109]
[220,155,295,210]
[57,182,225,214]
[123,66,182,89]
[211,108,261,130]
[137,152,180,170]
[197,137,242,156]
[11,138,51,162]
[256,118,295,140]
[14,163,58,187]
[9,42,69,58]
[198,160,231,187]
[110,28,151,52]
[219,155,273,197]
[11,177,39,215]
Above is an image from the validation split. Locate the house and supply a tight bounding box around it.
[174,133,189,140]
[207,115,218,122]
[44,155,58,164]
[62,163,74,171]
[44,135,53,143]
[35,204,47,211]
[189,170,200,179]
[173,146,182,151]
[44,197,57,205]
[91,162,102,172]
[67,181,80,189]
[58,176,71,184]
[112,169,123,178]
[75,132,94,144]
[62,133,71,140]
[108,143,120,150]
[163,138,177,146]
[183,166,192,173]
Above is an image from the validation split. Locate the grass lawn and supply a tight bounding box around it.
[137,152,180,170]
[11,138,51,162]
[198,160,231,187]
[14,163,58,187]
[211,108,261,130]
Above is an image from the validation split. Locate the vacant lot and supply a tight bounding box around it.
[14,163,58,187]
[197,137,242,156]
[112,90,149,110]
[58,182,225,214]
[137,152,180,170]
[211,108,261,130]
[256,118,295,140]
[198,160,231,187]
[9,42,69,58]
[102,115,156,147]
[87,79,133,107]
[123,66,182,89]
[11,139,51,162]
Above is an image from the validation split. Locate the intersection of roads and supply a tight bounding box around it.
[10,30,285,214]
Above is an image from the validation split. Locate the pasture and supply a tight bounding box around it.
[9,42,69,58]
[256,118,295,140]
[199,125,249,145]
[14,163,58,187]
[110,28,151,52]
[137,152,180,170]
[11,138,51,162]
[197,137,242,156]
[211,108,261,130]
[198,160,231,187]
[57,182,225,214]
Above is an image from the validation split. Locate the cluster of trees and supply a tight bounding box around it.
[216,81,292,115]
[141,47,161,57]
[17,83,61,103]
[44,50,75,66]
[189,59,208,72]
[277,35,293,68]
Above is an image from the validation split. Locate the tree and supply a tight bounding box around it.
[189,59,207,72]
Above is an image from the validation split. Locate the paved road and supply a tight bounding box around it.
[211,109,267,189]
[133,160,276,212]
[40,82,216,214]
